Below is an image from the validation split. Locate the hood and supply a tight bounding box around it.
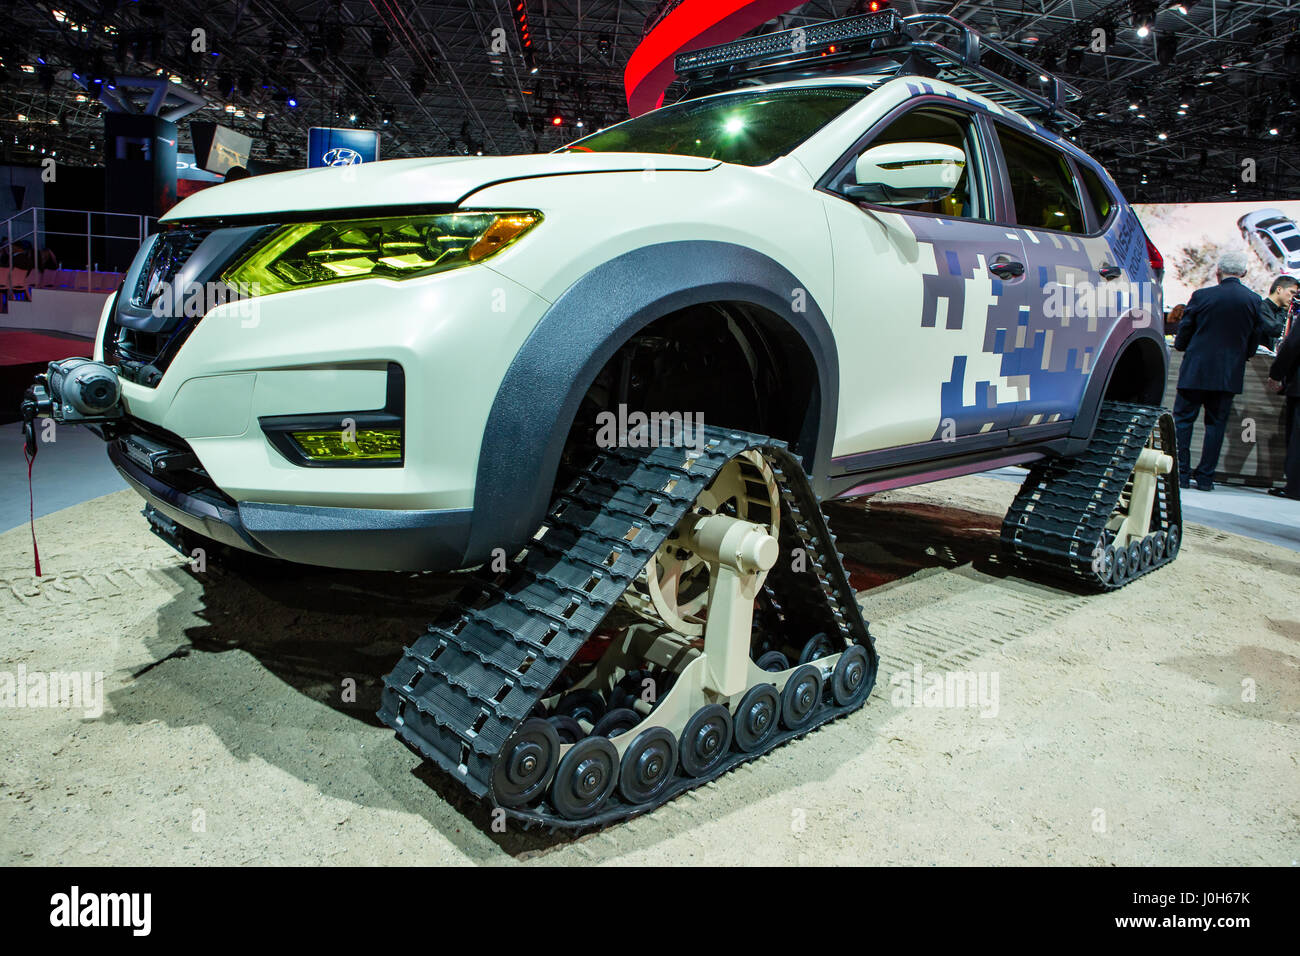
[160,152,720,222]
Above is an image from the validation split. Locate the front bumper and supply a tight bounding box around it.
[109,440,473,570]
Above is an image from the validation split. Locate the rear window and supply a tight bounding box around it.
[996,123,1085,232]
[560,87,871,166]
[1077,163,1115,226]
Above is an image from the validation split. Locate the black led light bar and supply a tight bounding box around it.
[674,10,904,76]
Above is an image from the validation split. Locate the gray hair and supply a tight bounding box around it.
[1217,251,1248,277]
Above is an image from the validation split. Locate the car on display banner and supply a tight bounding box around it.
[22,10,1183,827]
[1238,207,1300,272]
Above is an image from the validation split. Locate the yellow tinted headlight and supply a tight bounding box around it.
[223,211,542,296]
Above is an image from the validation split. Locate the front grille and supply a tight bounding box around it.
[105,225,217,388]
[131,228,212,305]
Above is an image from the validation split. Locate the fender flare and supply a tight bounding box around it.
[466,240,839,563]
[1068,320,1169,448]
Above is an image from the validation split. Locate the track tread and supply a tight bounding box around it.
[1001,400,1182,590]
[377,426,877,829]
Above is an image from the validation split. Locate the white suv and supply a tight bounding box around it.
[25,11,1181,826]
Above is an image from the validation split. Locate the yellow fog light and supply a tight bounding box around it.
[289,428,402,461]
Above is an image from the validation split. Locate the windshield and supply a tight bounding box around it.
[560,86,871,166]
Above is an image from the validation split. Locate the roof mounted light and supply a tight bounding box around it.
[673,9,904,77]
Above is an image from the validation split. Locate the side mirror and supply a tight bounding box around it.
[843,142,966,205]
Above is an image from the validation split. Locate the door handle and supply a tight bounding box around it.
[1098,264,1123,280]
[989,256,1025,279]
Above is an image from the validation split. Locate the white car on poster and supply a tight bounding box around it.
[1238,208,1300,272]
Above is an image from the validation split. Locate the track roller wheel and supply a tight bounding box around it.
[781,664,823,731]
[1126,540,1143,576]
[492,718,560,809]
[798,632,835,664]
[733,684,780,753]
[547,714,585,744]
[1096,544,1116,582]
[618,727,678,805]
[550,736,619,820]
[756,650,790,673]
[1111,544,1130,584]
[1166,525,1181,559]
[831,644,872,708]
[1139,535,1155,570]
[591,707,641,738]
[555,689,606,725]
[1152,530,1167,561]
[679,704,734,777]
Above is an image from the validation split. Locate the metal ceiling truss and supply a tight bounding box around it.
[0,0,1296,201]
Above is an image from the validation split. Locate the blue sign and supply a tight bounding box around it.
[307,128,381,168]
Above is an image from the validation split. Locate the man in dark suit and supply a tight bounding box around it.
[1267,320,1300,499]
[1172,251,1265,491]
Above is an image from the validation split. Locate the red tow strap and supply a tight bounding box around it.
[24,443,41,577]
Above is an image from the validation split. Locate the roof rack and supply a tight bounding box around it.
[674,11,1083,129]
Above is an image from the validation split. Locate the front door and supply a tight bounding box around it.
[820,103,1032,459]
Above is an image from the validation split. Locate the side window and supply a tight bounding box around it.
[996,123,1085,232]
[831,107,986,220]
[1077,163,1114,227]
[1263,234,1283,260]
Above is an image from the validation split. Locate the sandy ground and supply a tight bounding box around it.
[1,477,1296,866]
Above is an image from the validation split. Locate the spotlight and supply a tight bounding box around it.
[287,96,298,108]
[410,71,427,98]
[551,114,563,126]
[371,26,391,59]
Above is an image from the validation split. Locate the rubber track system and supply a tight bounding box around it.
[1000,400,1182,590]
[377,426,876,830]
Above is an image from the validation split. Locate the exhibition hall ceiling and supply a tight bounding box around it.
[1,0,1297,200]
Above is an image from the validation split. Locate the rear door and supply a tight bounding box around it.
[989,121,1131,431]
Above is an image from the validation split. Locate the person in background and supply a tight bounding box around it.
[1258,275,1297,352]
[1164,303,1185,337]
[1171,251,1265,491]
[1266,320,1300,500]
